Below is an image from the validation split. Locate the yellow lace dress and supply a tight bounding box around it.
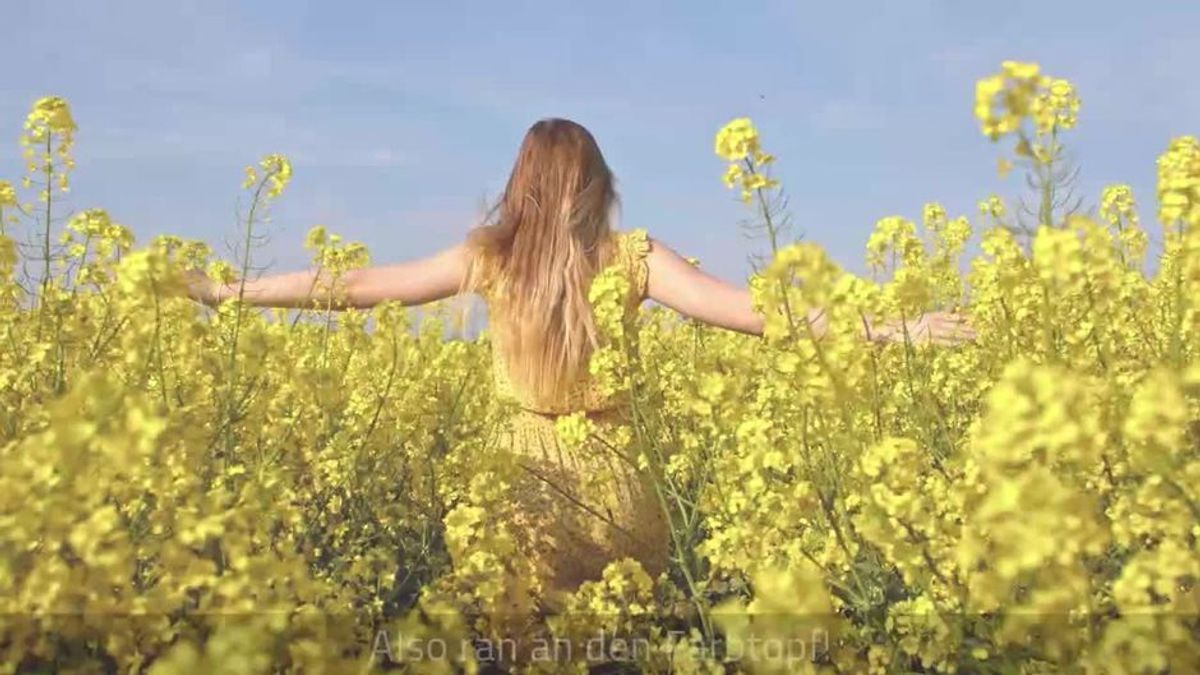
[478,228,670,609]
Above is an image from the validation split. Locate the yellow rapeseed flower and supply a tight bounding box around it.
[1156,136,1200,229]
[714,117,760,162]
[0,181,16,207]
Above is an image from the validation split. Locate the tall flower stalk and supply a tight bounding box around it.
[216,154,293,464]
[19,97,76,321]
[975,61,1085,235]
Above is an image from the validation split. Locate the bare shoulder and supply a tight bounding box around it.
[643,234,693,269]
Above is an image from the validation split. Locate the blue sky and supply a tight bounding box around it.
[2,0,1198,284]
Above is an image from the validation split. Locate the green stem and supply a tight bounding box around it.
[222,175,271,460]
[744,158,799,334]
[41,133,53,306]
[1040,128,1058,229]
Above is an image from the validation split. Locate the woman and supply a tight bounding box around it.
[187,118,973,613]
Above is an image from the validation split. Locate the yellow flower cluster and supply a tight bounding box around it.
[243,153,294,199]
[301,225,370,307]
[712,559,840,675]
[1101,183,1138,227]
[1157,135,1200,230]
[974,60,1047,140]
[1030,77,1080,135]
[714,117,780,204]
[553,410,597,449]
[20,96,77,197]
[1101,184,1149,261]
[975,60,1081,169]
[304,224,369,270]
[0,181,17,233]
[977,194,1007,220]
[1,59,1199,674]
[586,263,637,397]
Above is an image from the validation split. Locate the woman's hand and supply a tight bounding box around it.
[867,311,976,346]
[182,269,220,306]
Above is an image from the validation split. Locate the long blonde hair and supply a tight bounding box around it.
[464,118,620,405]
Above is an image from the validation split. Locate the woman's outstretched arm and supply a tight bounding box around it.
[188,242,471,309]
[644,236,974,345]
[644,237,768,335]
